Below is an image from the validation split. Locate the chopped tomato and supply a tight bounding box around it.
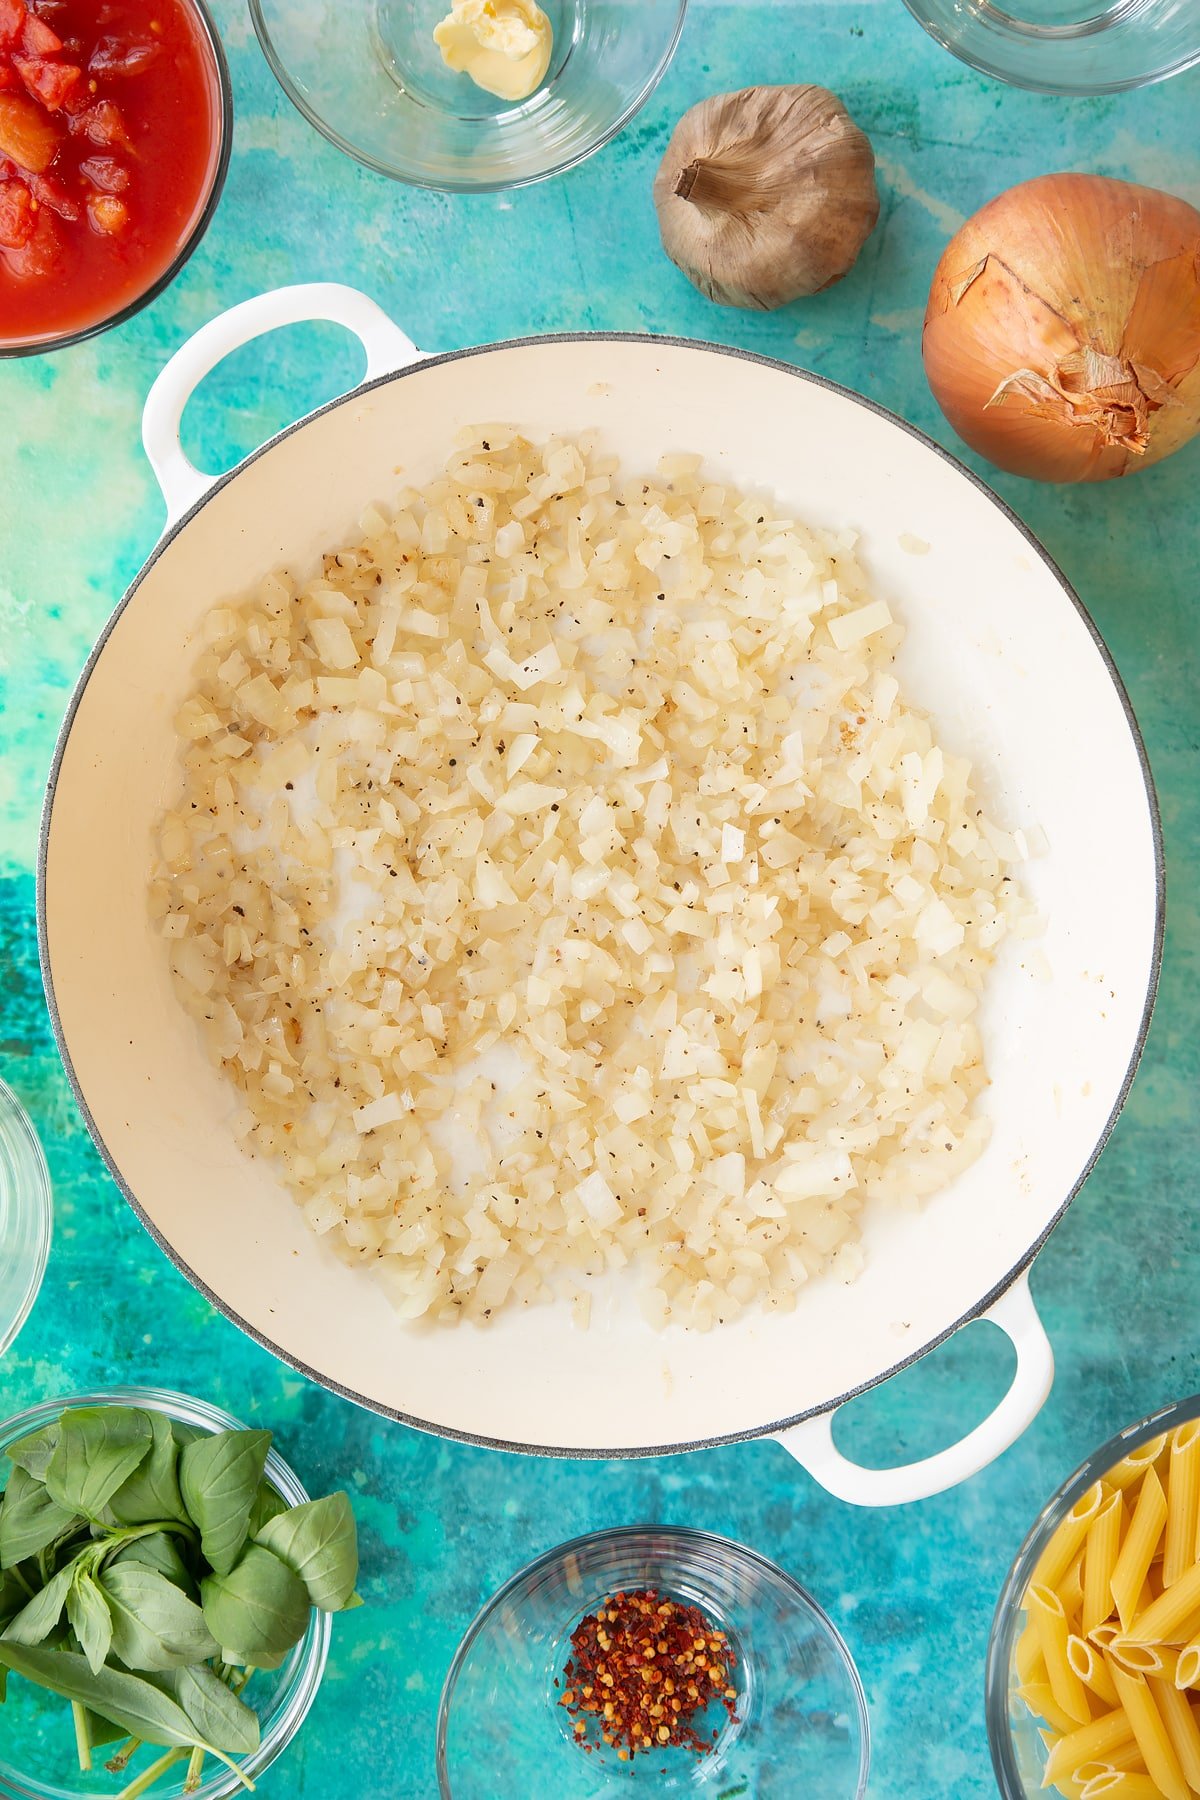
[0,90,59,170]
[69,97,128,146]
[79,152,128,192]
[20,11,58,53]
[86,191,126,233]
[1,0,223,345]
[3,201,59,275]
[89,34,158,76]
[0,0,26,48]
[14,53,81,109]
[0,174,32,247]
[29,163,77,217]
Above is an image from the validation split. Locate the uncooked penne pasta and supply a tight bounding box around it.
[1019,1421,1200,1797]
[1110,1638,1177,1679]
[1106,1657,1190,1800]
[1165,1422,1200,1587]
[1136,1577,1158,1619]
[1043,1710,1137,1786]
[1077,1738,1148,1774]
[1069,1634,1120,1708]
[1060,1554,1086,1627]
[1040,1725,1085,1800]
[1018,1611,1047,1684]
[1085,1491,1127,1638]
[1082,1774,1179,1799]
[1107,1437,1169,1494]
[1111,1469,1168,1632]
[1037,1483,1108,1592]
[1148,1672,1200,1791]
[1125,1558,1200,1645]
[1029,1583,1093,1724]
[1020,1678,1083,1737]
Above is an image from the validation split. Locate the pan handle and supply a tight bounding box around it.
[773,1271,1053,1507]
[142,283,423,525]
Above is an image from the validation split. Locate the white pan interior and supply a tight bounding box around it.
[41,338,1160,1453]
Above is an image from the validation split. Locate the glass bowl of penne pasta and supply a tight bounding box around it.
[988,1396,1200,1800]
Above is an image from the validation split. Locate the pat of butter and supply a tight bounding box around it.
[433,0,553,102]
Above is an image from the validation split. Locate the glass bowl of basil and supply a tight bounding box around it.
[0,1386,358,1799]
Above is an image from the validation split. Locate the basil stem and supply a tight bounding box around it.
[71,1700,92,1773]
[115,1748,189,1800]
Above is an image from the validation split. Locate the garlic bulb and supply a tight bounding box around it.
[653,85,879,311]
[923,173,1200,483]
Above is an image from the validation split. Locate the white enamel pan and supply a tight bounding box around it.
[38,286,1163,1504]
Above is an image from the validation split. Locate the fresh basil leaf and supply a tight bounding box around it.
[65,1571,113,1676]
[247,1480,287,1540]
[110,1532,195,1595]
[81,1707,128,1749]
[45,1409,154,1521]
[100,1565,219,1673]
[201,1546,310,1664]
[169,1664,260,1755]
[254,1493,359,1613]
[3,1560,78,1647]
[234,1641,291,1672]
[106,1412,188,1528]
[0,1466,80,1569]
[179,1431,271,1579]
[5,1422,61,1484]
[0,1642,203,1748]
[0,1566,31,1630]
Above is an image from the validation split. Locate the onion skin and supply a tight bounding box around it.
[922,173,1200,482]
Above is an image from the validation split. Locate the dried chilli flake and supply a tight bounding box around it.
[558,1587,739,1760]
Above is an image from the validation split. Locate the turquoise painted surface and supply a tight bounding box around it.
[1,2,1199,1793]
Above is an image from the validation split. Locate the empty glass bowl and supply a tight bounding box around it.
[0,1386,330,1800]
[437,1524,870,1796]
[986,1393,1200,1797]
[902,0,1200,94]
[250,0,688,191]
[0,1077,52,1359]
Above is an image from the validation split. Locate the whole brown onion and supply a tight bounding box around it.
[922,173,1200,483]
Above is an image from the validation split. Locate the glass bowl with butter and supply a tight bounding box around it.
[250,0,688,192]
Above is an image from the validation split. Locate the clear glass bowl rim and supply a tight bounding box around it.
[0,1075,53,1361]
[436,1521,871,1797]
[0,0,233,358]
[247,0,689,194]
[0,1384,331,1800]
[899,0,1200,95]
[986,1390,1200,1796]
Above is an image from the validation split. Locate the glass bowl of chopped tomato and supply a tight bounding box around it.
[0,0,231,355]
[436,1524,870,1795]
